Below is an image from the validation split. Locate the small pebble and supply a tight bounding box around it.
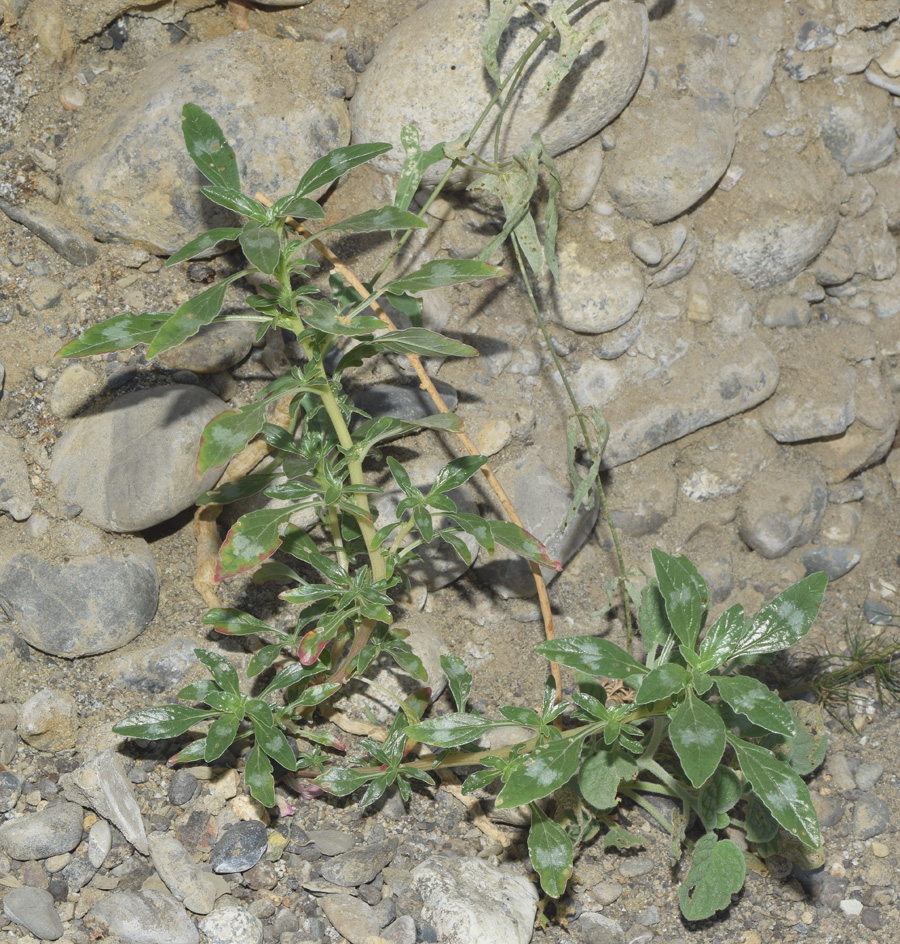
[839,898,863,916]
[852,794,891,840]
[210,820,268,874]
[870,841,889,858]
[33,365,51,382]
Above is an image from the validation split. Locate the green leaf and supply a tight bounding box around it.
[651,549,708,651]
[166,227,242,267]
[197,400,268,477]
[489,521,562,570]
[387,639,428,682]
[201,186,267,221]
[317,767,373,797]
[731,574,828,660]
[431,455,489,494]
[56,311,169,358]
[668,689,725,788]
[203,608,279,638]
[714,676,797,738]
[538,2,606,98]
[395,124,447,213]
[481,0,518,86]
[248,712,297,771]
[322,206,427,235]
[728,736,821,849]
[528,803,574,897]
[374,327,477,358]
[579,745,638,810]
[383,259,506,295]
[268,194,326,220]
[216,507,296,579]
[240,225,282,274]
[247,644,283,678]
[405,713,516,749]
[295,142,392,197]
[696,765,742,831]
[496,734,586,808]
[204,713,240,762]
[147,273,244,359]
[639,583,673,653]
[633,663,689,706]
[177,680,220,702]
[260,661,323,698]
[167,738,208,766]
[535,637,648,681]
[244,743,275,808]
[744,793,780,843]
[697,604,746,670]
[113,705,218,740]
[289,681,341,707]
[604,823,645,851]
[677,835,746,921]
[194,648,242,697]
[772,701,827,776]
[182,103,240,190]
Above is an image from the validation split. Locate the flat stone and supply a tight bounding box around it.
[575,330,779,467]
[306,829,355,857]
[62,32,350,253]
[149,833,218,915]
[107,636,200,694]
[18,688,78,752]
[350,0,648,187]
[27,277,63,311]
[759,360,856,442]
[155,322,255,375]
[473,454,599,599]
[320,894,382,944]
[575,912,626,944]
[88,819,112,869]
[2,885,64,941]
[84,889,199,944]
[698,130,840,289]
[198,907,263,944]
[210,820,268,874]
[0,771,21,813]
[800,546,861,580]
[319,838,399,887]
[0,431,35,520]
[0,522,158,658]
[50,385,225,533]
[60,750,149,856]
[0,801,84,860]
[738,461,827,558]
[412,856,537,944]
[852,794,891,840]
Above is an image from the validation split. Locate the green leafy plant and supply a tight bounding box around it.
[56,0,832,922]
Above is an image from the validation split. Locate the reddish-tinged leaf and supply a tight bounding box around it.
[298,629,328,666]
[490,521,562,571]
[215,507,295,579]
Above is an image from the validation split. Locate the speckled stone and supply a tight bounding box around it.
[210,820,268,874]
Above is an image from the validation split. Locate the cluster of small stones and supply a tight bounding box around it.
[1,0,900,942]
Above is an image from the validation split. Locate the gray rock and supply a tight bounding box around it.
[107,636,200,694]
[60,749,149,856]
[0,625,30,697]
[473,454,599,599]
[62,32,350,254]
[825,752,858,792]
[0,770,21,813]
[802,364,899,483]
[605,84,735,224]
[814,206,897,286]
[810,791,845,829]
[155,321,255,375]
[802,74,895,175]
[27,277,63,311]
[0,801,84,860]
[350,0,648,187]
[0,196,98,266]
[852,794,891,840]
[307,829,355,857]
[0,522,158,657]
[759,360,856,442]
[351,379,457,423]
[698,132,840,289]
[544,247,645,335]
[319,837,399,887]
[381,914,417,944]
[49,363,104,418]
[618,856,655,877]
[556,134,605,211]
[2,885,64,941]
[84,889,199,944]
[800,546,861,580]
[149,833,219,915]
[198,907,263,944]
[210,820,268,874]
[168,770,199,807]
[0,430,34,520]
[88,819,112,869]
[412,855,537,944]
[737,462,828,558]
[320,894,382,944]
[854,763,884,793]
[763,295,812,328]
[18,688,78,752]
[60,851,97,891]
[606,454,677,537]
[577,330,779,467]
[50,385,225,532]
[576,912,625,944]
